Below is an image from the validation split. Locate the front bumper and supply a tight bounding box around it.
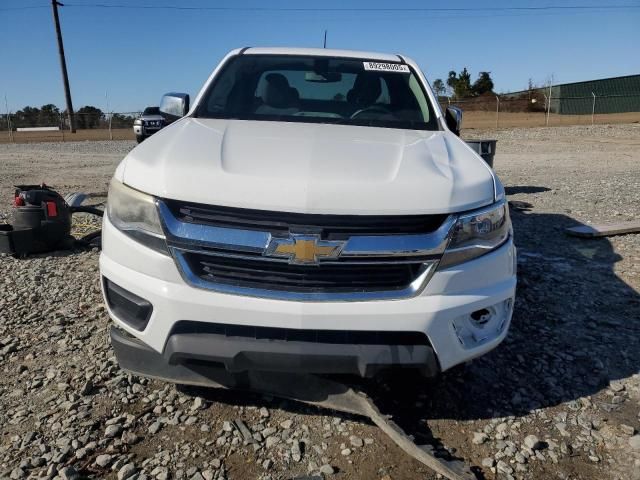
[100,215,516,378]
[110,325,438,378]
[133,125,161,136]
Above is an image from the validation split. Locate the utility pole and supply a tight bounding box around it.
[51,0,75,133]
[323,30,327,48]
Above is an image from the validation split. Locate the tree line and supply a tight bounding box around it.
[432,69,495,99]
[1,104,138,130]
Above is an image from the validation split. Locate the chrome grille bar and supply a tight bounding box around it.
[159,200,455,260]
[157,199,455,301]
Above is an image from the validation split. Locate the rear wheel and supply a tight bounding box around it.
[136,134,146,143]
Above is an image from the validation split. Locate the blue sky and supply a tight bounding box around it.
[1,0,639,113]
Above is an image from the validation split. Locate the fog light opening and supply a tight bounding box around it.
[470,308,492,326]
[452,298,514,349]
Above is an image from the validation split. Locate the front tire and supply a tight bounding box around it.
[136,134,146,143]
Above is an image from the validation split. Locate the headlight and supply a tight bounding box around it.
[440,199,510,268]
[107,179,168,254]
[134,119,142,125]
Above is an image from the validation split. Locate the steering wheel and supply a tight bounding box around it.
[350,105,392,119]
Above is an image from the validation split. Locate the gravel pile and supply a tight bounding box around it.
[1,124,639,480]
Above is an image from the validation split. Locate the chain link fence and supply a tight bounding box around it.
[0,111,141,143]
[1,92,640,143]
[439,93,640,130]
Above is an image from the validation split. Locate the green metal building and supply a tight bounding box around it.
[504,74,640,115]
[551,74,640,114]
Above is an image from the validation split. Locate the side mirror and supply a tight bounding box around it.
[159,92,190,121]
[445,106,463,136]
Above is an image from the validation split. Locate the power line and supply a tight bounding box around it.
[0,5,49,10]
[4,3,639,13]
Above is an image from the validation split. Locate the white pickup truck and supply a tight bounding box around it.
[101,48,516,383]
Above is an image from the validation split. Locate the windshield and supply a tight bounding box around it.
[196,55,439,131]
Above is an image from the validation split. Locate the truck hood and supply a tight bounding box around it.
[121,118,495,215]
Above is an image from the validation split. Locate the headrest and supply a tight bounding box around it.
[347,73,382,107]
[262,73,296,108]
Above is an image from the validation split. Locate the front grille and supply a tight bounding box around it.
[184,252,424,293]
[165,199,447,240]
[170,321,431,346]
[160,199,451,300]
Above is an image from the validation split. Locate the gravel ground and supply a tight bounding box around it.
[1,124,640,480]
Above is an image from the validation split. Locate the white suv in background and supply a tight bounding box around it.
[101,48,516,385]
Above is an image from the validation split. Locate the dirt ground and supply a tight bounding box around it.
[1,124,639,480]
[0,128,135,144]
[0,111,638,144]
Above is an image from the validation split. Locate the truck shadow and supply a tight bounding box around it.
[368,206,640,427]
[176,206,639,475]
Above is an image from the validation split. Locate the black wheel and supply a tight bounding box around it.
[136,134,146,143]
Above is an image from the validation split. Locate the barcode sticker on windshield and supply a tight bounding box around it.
[363,62,410,73]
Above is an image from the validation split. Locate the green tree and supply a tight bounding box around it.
[13,106,41,128]
[446,68,473,99]
[75,106,103,129]
[472,72,494,95]
[432,79,446,97]
[446,70,458,94]
[39,104,60,127]
[110,113,135,128]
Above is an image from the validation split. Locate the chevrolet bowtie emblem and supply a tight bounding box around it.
[265,235,344,264]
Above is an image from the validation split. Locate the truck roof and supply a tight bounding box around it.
[242,47,403,63]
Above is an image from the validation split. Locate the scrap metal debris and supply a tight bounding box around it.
[156,369,476,480]
[566,221,640,238]
[508,200,533,211]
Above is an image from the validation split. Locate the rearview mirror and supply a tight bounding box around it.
[159,92,190,120]
[304,71,342,83]
[445,106,463,136]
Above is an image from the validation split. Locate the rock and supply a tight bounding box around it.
[472,432,488,445]
[481,457,495,468]
[341,448,352,456]
[117,463,137,480]
[59,466,79,480]
[148,421,162,434]
[349,435,364,447]
[496,422,508,433]
[280,419,293,430]
[292,441,302,462]
[121,431,139,445]
[259,407,270,418]
[95,454,113,467]
[192,397,205,411]
[10,468,25,480]
[202,470,215,480]
[80,379,94,395]
[524,434,543,450]
[265,435,280,448]
[104,424,123,438]
[621,424,636,436]
[151,467,169,479]
[629,435,640,450]
[496,460,513,475]
[319,464,335,475]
